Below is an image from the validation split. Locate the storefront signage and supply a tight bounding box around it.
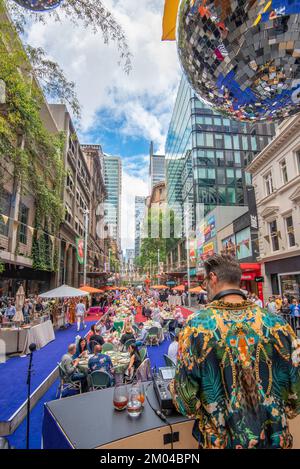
[166,280,176,286]
[255,276,264,283]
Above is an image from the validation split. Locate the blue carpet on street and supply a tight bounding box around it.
[5,338,172,449]
[0,323,96,422]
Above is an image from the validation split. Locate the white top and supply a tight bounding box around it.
[76,303,86,316]
[167,341,179,365]
[254,299,263,308]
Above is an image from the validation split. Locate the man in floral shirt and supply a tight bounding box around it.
[88,344,114,386]
[170,254,300,449]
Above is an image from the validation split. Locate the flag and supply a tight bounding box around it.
[76,238,84,265]
[162,0,180,41]
[28,226,35,237]
[1,214,8,225]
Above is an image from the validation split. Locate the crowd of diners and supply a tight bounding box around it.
[59,289,186,393]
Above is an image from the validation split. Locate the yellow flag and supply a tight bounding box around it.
[162,0,180,41]
[1,214,8,225]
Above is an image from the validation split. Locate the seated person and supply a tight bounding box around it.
[174,307,184,328]
[167,333,179,364]
[125,344,142,382]
[98,318,107,336]
[73,338,88,359]
[86,324,96,343]
[88,344,114,386]
[120,326,135,346]
[88,326,105,352]
[5,301,16,321]
[135,322,147,346]
[61,344,88,391]
[104,314,114,332]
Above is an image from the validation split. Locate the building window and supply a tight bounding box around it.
[18,203,29,245]
[65,204,72,224]
[280,159,288,184]
[285,215,296,248]
[66,173,74,192]
[269,220,279,251]
[228,188,236,204]
[215,134,223,149]
[264,171,274,196]
[224,135,232,149]
[0,190,11,236]
[296,150,300,173]
[205,133,214,147]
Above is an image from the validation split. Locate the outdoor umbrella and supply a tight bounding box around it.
[189,286,204,294]
[79,285,104,294]
[173,285,185,292]
[151,285,168,289]
[13,284,25,322]
[39,284,89,298]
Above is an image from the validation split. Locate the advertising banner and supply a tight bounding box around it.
[76,238,84,264]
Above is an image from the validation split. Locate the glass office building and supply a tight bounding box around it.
[165,76,275,224]
[103,155,122,247]
[149,141,165,190]
[134,196,146,258]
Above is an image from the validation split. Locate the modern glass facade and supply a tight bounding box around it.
[165,76,275,227]
[134,196,146,258]
[103,155,122,247]
[149,141,165,190]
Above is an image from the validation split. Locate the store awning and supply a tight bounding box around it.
[39,284,89,298]
[173,285,185,292]
[240,263,261,271]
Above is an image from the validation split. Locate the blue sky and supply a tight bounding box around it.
[22,0,181,248]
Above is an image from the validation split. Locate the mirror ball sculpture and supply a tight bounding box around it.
[177,0,300,122]
[12,0,63,12]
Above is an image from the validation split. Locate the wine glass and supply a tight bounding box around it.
[113,384,128,411]
[127,385,142,417]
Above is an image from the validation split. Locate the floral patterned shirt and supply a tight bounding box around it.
[169,300,300,449]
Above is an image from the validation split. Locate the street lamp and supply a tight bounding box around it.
[83,209,89,285]
[184,208,191,308]
[157,248,160,285]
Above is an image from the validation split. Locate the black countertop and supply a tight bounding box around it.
[44,382,190,449]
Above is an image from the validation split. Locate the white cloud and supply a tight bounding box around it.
[25,0,180,249]
[121,167,148,251]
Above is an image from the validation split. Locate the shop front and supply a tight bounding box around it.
[264,255,300,301]
[240,263,264,302]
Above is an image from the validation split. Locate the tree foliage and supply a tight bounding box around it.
[136,208,180,275]
[26,45,81,118]
[6,0,132,73]
[0,10,65,271]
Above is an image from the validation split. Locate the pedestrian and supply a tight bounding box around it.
[75,298,87,332]
[290,298,300,332]
[254,294,263,308]
[266,296,277,314]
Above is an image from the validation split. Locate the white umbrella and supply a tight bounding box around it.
[13,285,25,322]
[39,284,89,299]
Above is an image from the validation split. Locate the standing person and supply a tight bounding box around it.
[22,299,33,324]
[170,254,300,449]
[276,295,283,313]
[282,297,290,316]
[266,296,277,314]
[290,298,300,332]
[75,299,87,332]
[254,294,263,308]
[5,301,16,321]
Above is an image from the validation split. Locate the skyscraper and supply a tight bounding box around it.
[165,76,275,222]
[103,155,122,249]
[134,196,146,258]
[149,141,165,190]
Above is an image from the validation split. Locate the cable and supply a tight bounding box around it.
[145,381,175,450]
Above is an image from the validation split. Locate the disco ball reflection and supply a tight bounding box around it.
[12,0,63,12]
[177,0,300,122]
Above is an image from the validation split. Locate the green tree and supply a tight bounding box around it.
[137,208,180,276]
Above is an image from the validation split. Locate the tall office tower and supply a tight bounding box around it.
[103,155,122,249]
[149,141,165,190]
[134,196,146,258]
[165,76,275,228]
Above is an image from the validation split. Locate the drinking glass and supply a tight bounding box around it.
[132,382,145,407]
[113,384,128,411]
[127,386,142,417]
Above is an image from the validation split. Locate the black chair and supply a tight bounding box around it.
[56,362,82,399]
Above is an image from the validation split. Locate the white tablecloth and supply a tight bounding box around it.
[22,320,55,354]
[168,295,182,306]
